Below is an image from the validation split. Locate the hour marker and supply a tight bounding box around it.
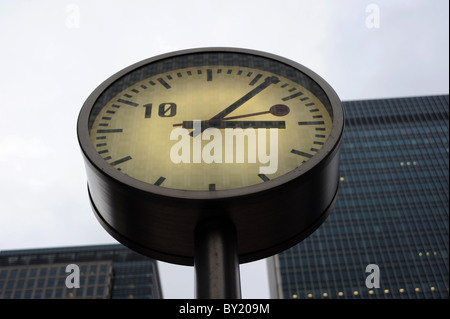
[298,121,325,125]
[102,116,112,120]
[98,150,108,154]
[96,143,107,147]
[154,176,166,186]
[131,89,139,94]
[282,92,303,101]
[140,84,147,89]
[106,110,115,114]
[207,69,212,81]
[309,109,319,113]
[291,149,313,158]
[315,134,326,138]
[177,72,182,78]
[209,184,216,191]
[157,78,171,89]
[258,174,270,182]
[110,156,132,166]
[249,73,263,86]
[117,99,138,107]
[314,141,324,145]
[305,102,315,106]
[96,129,123,133]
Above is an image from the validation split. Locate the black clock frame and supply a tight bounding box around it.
[77,47,344,266]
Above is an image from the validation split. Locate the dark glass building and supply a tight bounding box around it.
[0,244,163,299]
[268,95,449,299]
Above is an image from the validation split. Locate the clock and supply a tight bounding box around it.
[77,48,344,265]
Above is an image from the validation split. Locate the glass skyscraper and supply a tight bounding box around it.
[268,95,449,299]
[0,244,162,299]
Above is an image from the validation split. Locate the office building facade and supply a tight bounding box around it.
[268,95,449,299]
[0,244,163,299]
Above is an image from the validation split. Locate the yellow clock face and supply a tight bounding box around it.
[88,55,333,191]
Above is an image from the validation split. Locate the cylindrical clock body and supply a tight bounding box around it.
[78,48,344,266]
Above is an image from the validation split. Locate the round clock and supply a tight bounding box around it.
[77,48,344,265]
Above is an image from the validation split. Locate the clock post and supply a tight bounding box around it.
[194,218,241,298]
[77,47,344,299]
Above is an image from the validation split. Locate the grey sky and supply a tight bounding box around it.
[0,0,448,298]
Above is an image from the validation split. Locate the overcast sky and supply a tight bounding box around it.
[0,0,448,299]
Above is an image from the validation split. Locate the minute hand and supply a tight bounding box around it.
[209,76,280,120]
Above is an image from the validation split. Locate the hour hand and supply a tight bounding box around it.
[180,120,286,129]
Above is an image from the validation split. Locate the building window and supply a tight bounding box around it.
[45,290,53,298]
[55,289,62,298]
[39,268,48,277]
[37,279,45,288]
[27,279,35,289]
[16,280,24,289]
[76,288,84,297]
[35,290,43,299]
[7,280,15,289]
[47,278,55,287]
[50,267,57,276]
[97,287,104,296]
[29,268,37,277]
[89,265,97,275]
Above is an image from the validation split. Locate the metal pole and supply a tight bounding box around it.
[194,218,242,299]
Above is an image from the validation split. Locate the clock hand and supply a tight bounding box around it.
[180,120,286,129]
[173,104,289,127]
[189,76,280,136]
[219,104,290,121]
[209,76,280,120]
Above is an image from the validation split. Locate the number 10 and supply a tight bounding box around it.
[143,102,177,118]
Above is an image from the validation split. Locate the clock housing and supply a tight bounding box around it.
[77,48,344,265]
